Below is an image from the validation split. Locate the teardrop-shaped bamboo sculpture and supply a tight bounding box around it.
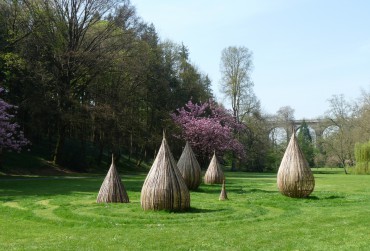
[204,152,225,184]
[97,154,129,203]
[277,132,315,198]
[219,179,228,200]
[177,141,202,190]
[141,134,190,211]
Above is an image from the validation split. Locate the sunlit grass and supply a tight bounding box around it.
[1,169,370,250]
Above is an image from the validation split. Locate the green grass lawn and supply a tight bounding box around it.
[1,169,369,250]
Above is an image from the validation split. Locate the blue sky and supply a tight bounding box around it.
[132,0,370,119]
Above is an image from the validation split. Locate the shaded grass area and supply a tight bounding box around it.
[1,169,370,250]
[1,150,150,176]
[0,138,151,175]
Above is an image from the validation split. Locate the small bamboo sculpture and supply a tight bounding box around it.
[219,179,228,200]
[277,132,315,198]
[204,152,225,184]
[141,133,190,211]
[97,154,129,203]
[177,141,202,190]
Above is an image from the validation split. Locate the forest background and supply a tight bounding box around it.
[1,0,370,174]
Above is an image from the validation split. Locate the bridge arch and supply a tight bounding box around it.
[267,118,336,146]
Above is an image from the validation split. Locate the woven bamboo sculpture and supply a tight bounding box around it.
[141,134,190,211]
[219,179,228,200]
[177,141,202,190]
[204,152,224,184]
[97,154,129,203]
[277,132,315,198]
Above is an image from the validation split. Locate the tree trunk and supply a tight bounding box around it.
[0,148,3,169]
[231,154,237,171]
[129,132,133,161]
[97,141,104,166]
[136,145,146,167]
[343,166,348,174]
[53,123,66,165]
[136,158,143,167]
[340,159,348,174]
[79,137,87,169]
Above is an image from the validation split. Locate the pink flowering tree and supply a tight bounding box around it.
[0,87,30,167]
[171,100,245,164]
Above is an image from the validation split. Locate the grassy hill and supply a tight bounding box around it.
[0,139,150,176]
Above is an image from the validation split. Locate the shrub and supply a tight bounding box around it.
[353,141,370,174]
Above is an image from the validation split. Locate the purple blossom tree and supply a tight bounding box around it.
[0,87,30,166]
[171,100,245,162]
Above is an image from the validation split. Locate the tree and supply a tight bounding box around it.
[20,0,121,165]
[276,106,295,143]
[354,141,370,174]
[265,106,295,171]
[89,16,160,165]
[220,46,257,170]
[353,87,370,142]
[297,120,315,167]
[220,46,255,122]
[321,94,356,173]
[0,87,29,167]
[239,110,271,172]
[161,40,213,108]
[171,100,245,166]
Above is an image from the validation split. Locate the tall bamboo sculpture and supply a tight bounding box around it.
[141,134,190,211]
[177,141,202,190]
[97,154,129,203]
[204,152,224,184]
[277,132,315,198]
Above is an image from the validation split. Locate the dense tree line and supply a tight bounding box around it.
[0,1,283,172]
[0,0,212,170]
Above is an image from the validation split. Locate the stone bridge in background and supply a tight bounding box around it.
[267,118,337,144]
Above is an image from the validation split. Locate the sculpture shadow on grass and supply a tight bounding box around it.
[306,195,345,200]
[187,207,226,214]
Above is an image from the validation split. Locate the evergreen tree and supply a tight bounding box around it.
[297,121,315,167]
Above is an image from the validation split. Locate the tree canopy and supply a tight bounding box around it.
[171,100,245,165]
[0,0,212,170]
[220,46,256,122]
